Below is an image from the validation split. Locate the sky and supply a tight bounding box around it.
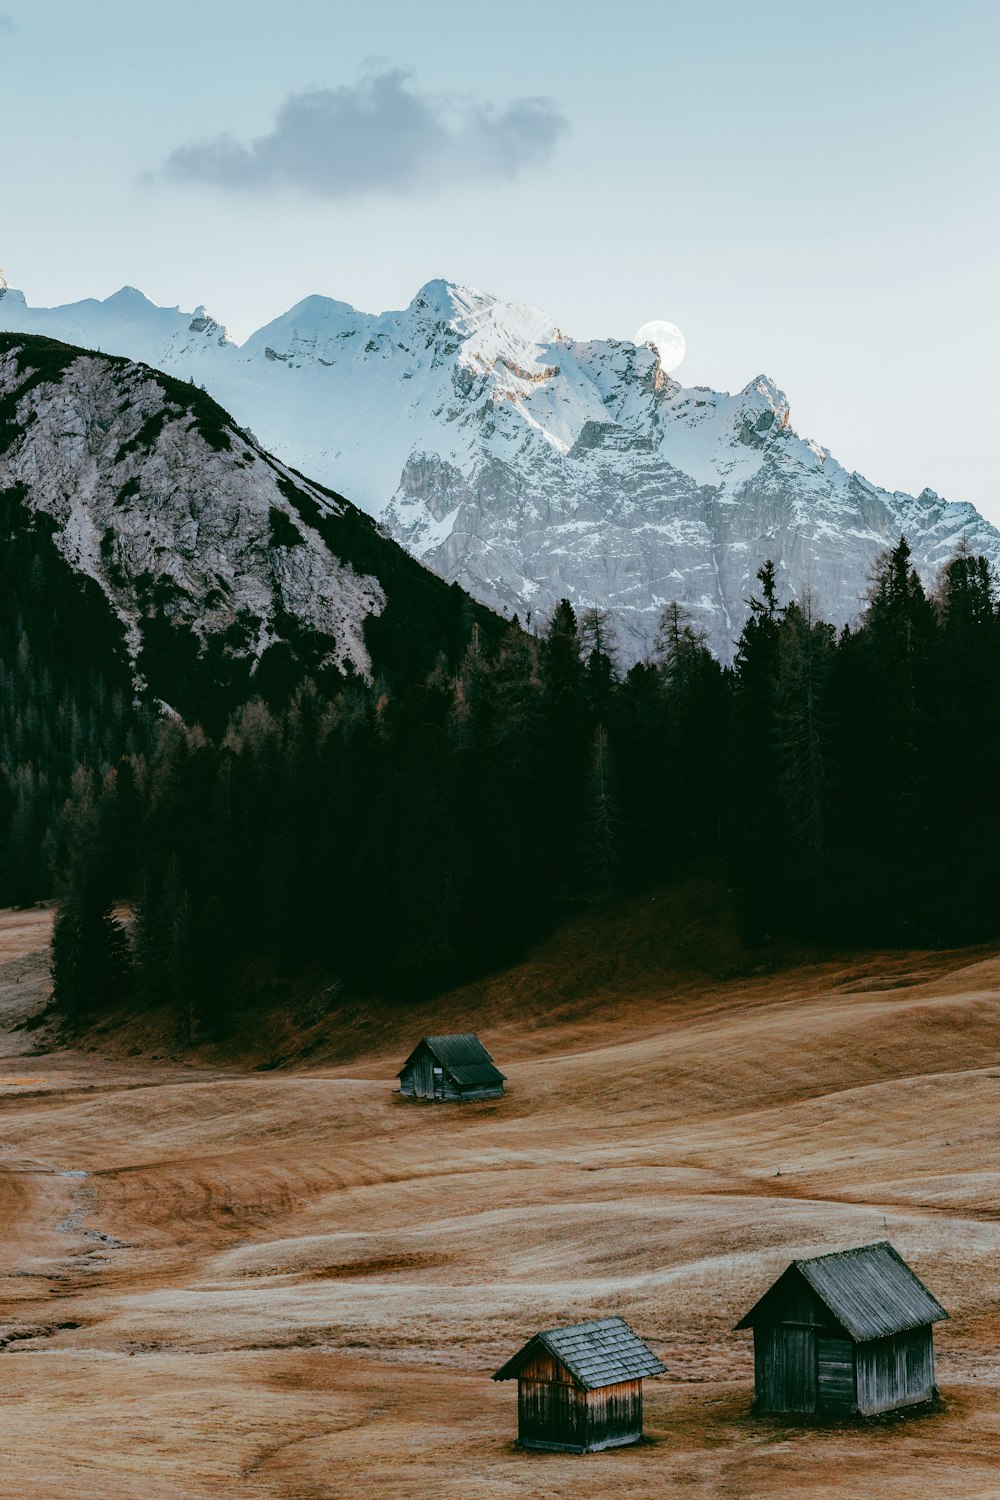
[2,0,998,520]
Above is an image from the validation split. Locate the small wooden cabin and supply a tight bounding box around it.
[493,1315,665,1452]
[397,1034,505,1101]
[735,1241,948,1417]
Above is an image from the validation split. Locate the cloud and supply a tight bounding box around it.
[155,70,568,198]
[0,13,17,34]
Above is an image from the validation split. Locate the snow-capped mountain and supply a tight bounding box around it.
[3,276,996,660]
[0,331,494,708]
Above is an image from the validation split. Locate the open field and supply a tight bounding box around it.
[4,900,1000,1497]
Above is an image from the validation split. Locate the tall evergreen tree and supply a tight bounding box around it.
[538,600,590,897]
[858,536,936,846]
[928,547,1000,931]
[774,594,836,866]
[51,769,130,1019]
[730,563,785,932]
[585,724,619,897]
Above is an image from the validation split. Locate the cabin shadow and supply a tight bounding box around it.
[734,1391,948,1433]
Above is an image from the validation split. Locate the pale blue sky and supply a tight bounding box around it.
[2,0,998,519]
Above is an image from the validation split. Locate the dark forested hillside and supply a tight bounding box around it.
[47,536,1000,1038]
[0,332,502,909]
[2,340,998,1031]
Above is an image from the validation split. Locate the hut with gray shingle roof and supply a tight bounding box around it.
[397,1034,505,1101]
[735,1241,948,1417]
[493,1315,665,1451]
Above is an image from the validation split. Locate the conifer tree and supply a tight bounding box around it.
[774,593,836,865]
[929,548,1000,929]
[537,600,590,896]
[51,769,130,1019]
[585,724,619,897]
[859,536,936,844]
[579,608,620,718]
[730,563,785,928]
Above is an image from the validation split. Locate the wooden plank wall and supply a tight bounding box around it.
[516,1372,642,1452]
[398,1063,416,1097]
[584,1379,643,1449]
[517,1376,585,1450]
[817,1335,855,1413]
[399,1047,435,1097]
[518,1350,573,1383]
[755,1326,818,1413]
[855,1329,935,1414]
[758,1272,830,1327]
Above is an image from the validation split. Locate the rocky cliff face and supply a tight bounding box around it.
[0,334,387,693]
[4,279,996,660]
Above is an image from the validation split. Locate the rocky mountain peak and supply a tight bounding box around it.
[2,280,996,663]
[740,373,790,420]
[105,284,155,308]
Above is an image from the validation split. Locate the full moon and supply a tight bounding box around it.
[634,319,686,372]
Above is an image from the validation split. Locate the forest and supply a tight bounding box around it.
[4,530,999,1036]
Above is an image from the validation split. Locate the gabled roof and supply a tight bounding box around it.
[735,1241,949,1342]
[493,1316,665,1390]
[397,1033,506,1086]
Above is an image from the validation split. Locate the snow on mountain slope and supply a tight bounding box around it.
[0,283,235,373]
[3,277,996,660]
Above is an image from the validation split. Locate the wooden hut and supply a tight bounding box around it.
[735,1241,948,1417]
[493,1315,665,1452]
[397,1034,505,1101]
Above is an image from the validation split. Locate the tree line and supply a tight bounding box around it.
[37,536,1000,1036]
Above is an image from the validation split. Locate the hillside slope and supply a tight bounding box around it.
[0,332,498,719]
[3,278,997,659]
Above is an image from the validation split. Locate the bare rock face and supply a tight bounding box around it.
[0,340,385,686]
[4,280,998,660]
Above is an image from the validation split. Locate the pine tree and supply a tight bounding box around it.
[774,593,836,865]
[538,601,590,897]
[859,536,936,843]
[585,724,619,897]
[651,601,729,860]
[51,891,122,1023]
[730,563,785,930]
[579,607,620,718]
[51,770,130,1020]
[929,547,1000,932]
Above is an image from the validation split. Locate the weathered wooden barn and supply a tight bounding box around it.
[396,1033,505,1101]
[493,1315,665,1452]
[735,1241,948,1417]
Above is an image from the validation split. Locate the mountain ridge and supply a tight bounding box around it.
[0,330,498,722]
[3,277,996,660]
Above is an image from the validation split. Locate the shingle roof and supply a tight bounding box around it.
[398,1033,506,1086]
[493,1316,666,1390]
[735,1241,949,1342]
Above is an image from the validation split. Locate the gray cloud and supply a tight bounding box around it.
[157,71,568,198]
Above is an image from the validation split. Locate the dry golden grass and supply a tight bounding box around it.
[3,896,1000,1497]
